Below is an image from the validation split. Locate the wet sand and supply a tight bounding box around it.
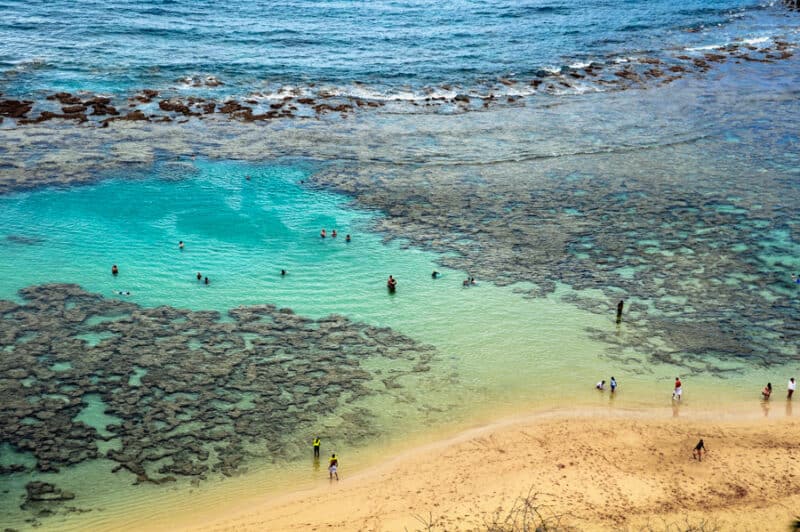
[123,406,800,531]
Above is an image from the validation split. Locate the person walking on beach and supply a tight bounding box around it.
[313,436,321,458]
[672,377,682,401]
[610,376,617,394]
[329,453,339,481]
[692,439,707,461]
[789,378,796,399]
[762,382,772,400]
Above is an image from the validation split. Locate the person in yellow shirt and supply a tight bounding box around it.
[313,437,321,458]
[328,453,339,481]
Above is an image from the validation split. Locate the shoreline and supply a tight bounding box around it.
[90,404,800,531]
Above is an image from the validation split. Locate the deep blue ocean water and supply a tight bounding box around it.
[0,0,794,99]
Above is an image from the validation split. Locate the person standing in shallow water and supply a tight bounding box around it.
[387,275,397,292]
[313,436,320,458]
[610,376,617,394]
[762,382,772,400]
[672,377,682,401]
[111,264,119,275]
[328,453,339,481]
[616,300,624,323]
[197,272,202,281]
[789,378,796,399]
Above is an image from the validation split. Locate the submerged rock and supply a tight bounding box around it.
[0,284,438,503]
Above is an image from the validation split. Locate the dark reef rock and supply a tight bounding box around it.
[0,99,33,118]
[0,284,437,496]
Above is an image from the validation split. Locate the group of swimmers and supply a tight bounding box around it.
[320,228,351,242]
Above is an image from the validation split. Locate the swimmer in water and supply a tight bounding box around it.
[331,229,337,238]
[320,229,326,238]
[116,290,131,296]
[387,275,397,291]
[462,278,470,287]
[281,269,287,276]
[179,241,184,249]
[470,277,476,285]
[345,234,351,242]
[111,265,119,276]
[432,271,440,279]
[204,277,210,285]
[197,272,202,281]
[246,175,251,181]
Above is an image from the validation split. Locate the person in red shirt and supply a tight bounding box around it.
[672,377,682,401]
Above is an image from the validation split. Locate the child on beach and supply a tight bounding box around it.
[692,439,707,461]
[672,377,682,401]
[595,380,605,391]
[329,453,339,481]
[610,376,617,394]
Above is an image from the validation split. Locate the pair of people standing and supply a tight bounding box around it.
[313,437,339,481]
[595,377,617,393]
[763,379,796,400]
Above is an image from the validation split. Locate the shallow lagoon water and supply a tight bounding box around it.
[1,160,796,530]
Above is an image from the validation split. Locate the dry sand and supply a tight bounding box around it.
[163,407,800,531]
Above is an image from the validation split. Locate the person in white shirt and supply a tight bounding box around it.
[595,380,605,391]
[789,378,796,400]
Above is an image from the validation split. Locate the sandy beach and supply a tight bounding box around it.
[129,407,800,532]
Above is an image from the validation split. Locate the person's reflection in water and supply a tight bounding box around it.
[786,399,792,418]
[761,399,770,418]
[313,455,320,472]
[672,401,680,418]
